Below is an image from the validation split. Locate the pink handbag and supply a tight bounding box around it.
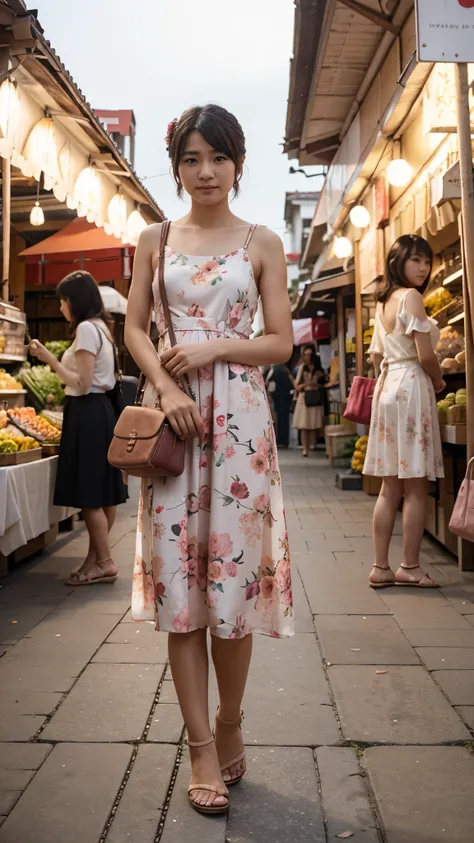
[449,457,474,542]
[344,376,376,426]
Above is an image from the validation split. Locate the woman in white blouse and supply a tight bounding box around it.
[30,271,127,585]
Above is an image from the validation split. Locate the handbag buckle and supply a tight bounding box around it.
[127,431,138,452]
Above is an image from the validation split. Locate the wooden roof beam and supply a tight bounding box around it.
[338,0,399,35]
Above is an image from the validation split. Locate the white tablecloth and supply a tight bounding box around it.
[0,456,77,556]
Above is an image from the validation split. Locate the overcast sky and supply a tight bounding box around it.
[34,0,323,246]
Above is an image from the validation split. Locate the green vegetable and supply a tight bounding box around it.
[19,365,65,409]
[44,341,71,360]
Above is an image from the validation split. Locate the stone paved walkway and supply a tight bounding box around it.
[0,450,474,842]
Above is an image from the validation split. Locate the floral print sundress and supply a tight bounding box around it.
[132,225,295,639]
[364,289,444,481]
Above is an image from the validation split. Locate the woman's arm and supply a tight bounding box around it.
[29,342,95,394]
[370,353,383,377]
[405,290,444,386]
[124,225,204,440]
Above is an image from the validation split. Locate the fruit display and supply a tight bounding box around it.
[351,436,368,473]
[437,389,467,424]
[0,369,22,391]
[340,435,358,459]
[0,335,5,353]
[436,326,465,369]
[0,426,39,451]
[19,364,65,409]
[363,327,373,345]
[45,340,71,360]
[424,287,453,317]
[0,409,6,429]
[7,407,61,443]
[41,409,63,431]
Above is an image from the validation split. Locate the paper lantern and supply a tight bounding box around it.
[349,205,370,228]
[30,201,44,226]
[108,192,127,238]
[334,236,352,259]
[126,209,147,245]
[0,79,20,140]
[387,159,412,188]
[22,117,60,181]
[73,166,101,220]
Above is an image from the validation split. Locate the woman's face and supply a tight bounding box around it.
[178,130,238,204]
[303,349,313,366]
[404,253,431,289]
[60,298,72,322]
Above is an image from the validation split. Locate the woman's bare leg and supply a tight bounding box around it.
[76,506,117,575]
[81,508,117,577]
[211,634,252,782]
[301,429,309,457]
[168,629,227,808]
[370,476,403,585]
[396,478,438,585]
[309,429,317,450]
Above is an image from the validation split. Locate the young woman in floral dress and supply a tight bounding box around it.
[364,235,445,590]
[125,105,294,815]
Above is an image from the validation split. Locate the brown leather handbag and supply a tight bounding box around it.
[108,220,192,478]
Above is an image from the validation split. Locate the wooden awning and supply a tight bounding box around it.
[19,218,129,256]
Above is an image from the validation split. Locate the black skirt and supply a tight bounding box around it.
[54,393,127,509]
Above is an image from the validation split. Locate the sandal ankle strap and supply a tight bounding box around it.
[187,735,215,748]
[216,708,244,727]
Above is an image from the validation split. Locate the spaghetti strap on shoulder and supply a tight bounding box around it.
[243,224,258,249]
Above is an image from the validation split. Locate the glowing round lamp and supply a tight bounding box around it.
[30,201,44,227]
[387,158,412,188]
[108,192,127,238]
[334,236,352,259]
[349,205,370,228]
[22,117,59,181]
[73,166,100,217]
[0,79,20,140]
[127,209,147,245]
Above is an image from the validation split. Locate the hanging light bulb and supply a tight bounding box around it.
[126,209,147,245]
[73,165,101,220]
[0,79,20,141]
[334,236,352,259]
[108,192,127,238]
[22,117,60,182]
[387,158,412,188]
[349,205,370,228]
[30,182,44,226]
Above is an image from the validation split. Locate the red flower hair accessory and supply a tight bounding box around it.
[165,118,178,151]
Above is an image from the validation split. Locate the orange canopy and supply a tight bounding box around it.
[19,218,128,256]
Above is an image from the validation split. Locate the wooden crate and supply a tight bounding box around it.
[0,448,42,467]
[363,475,382,496]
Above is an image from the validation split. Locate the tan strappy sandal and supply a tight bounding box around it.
[369,564,396,589]
[395,564,440,588]
[187,736,229,815]
[216,710,247,787]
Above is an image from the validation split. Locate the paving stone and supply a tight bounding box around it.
[402,628,474,647]
[107,744,176,843]
[242,634,340,746]
[0,603,57,646]
[93,640,167,664]
[147,704,183,743]
[0,791,21,815]
[160,754,226,843]
[0,716,45,741]
[432,670,474,705]
[292,569,314,633]
[0,743,132,843]
[0,691,62,716]
[316,747,378,842]
[379,593,472,630]
[315,615,418,665]
[329,665,470,743]
[416,646,474,670]
[468,615,474,626]
[455,706,474,729]
[440,584,474,613]
[41,663,162,742]
[364,746,474,843]
[298,558,390,615]
[0,769,34,790]
[0,656,78,694]
[0,743,51,770]
[226,747,325,843]
[159,677,179,704]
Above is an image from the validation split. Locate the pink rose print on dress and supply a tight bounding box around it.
[250,453,269,475]
[209,531,233,559]
[199,484,211,510]
[239,511,263,547]
[172,606,191,633]
[259,575,276,600]
[216,414,225,427]
[229,363,247,376]
[187,303,205,317]
[208,560,224,582]
[191,260,223,286]
[229,613,252,639]
[253,493,270,513]
[225,561,238,578]
[228,302,244,329]
[245,579,260,600]
[230,480,249,499]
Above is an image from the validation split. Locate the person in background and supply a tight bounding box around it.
[292,344,324,457]
[265,361,294,448]
[364,235,445,589]
[29,270,127,585]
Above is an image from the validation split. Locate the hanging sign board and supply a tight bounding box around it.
[416,0,474,63]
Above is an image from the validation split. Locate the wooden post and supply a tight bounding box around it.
[354,240,364,376]
[455,63,474,572]
[2,156,11,301]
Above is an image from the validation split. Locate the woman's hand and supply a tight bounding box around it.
[159,382,205,440]
[433,378,446,394]
[29,340,54,366]
[296,383,305,393]
[160,342,221,380]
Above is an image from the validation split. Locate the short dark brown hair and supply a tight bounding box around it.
[168,104,246,197]
[376,234,433,303]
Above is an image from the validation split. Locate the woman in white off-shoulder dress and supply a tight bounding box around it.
[364,235,445,590]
